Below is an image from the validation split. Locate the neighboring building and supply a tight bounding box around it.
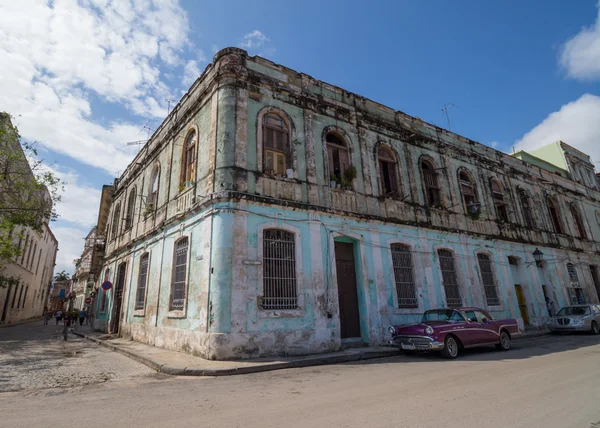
[0,113,59,325]
[511,150,569,179]
[48,279,72,312]
[73,185,113,324]
[95,48,600,360]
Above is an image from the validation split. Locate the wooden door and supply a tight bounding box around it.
[335,242,361,339]
[514,284,529,325]
[110,263,127,334]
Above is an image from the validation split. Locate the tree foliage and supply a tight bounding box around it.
[0,112,64,287]
[54,270,70,281]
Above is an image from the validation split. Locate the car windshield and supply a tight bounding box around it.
[557,306,590,316]
[422,310,464,322]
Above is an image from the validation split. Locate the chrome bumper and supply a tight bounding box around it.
[548,324,589,332]
[389,336,444,351]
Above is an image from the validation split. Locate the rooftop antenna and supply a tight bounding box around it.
[126,139,147,146]
[441,103,457,131]
[166,98,174,115]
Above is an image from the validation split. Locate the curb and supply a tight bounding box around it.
[72,331,401,377]
[0,317,43,328]
[514,330,551,341]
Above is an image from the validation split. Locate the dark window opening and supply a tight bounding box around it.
[378,146,398,196]
[421,160,441,206]
[391,244,417,308]
[326,132,349,182]
[438,249,462,307]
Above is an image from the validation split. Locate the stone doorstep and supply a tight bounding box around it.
[71,330,400,377]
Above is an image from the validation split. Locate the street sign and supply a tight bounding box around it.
[101,281,112,291]
[85,297,92,304]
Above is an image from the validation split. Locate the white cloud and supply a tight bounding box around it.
[53,226,88,276]
[514,94,600,164]
[559,1,600,80]
[0,0,190,174]
[238,30,275,57]
[183,60,201,87]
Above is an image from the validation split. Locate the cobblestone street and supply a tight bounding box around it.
[0,320,157,393]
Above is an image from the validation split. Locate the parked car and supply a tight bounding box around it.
[547,305,600,335]
[388,307,521,359]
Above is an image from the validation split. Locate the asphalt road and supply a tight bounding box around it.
[2,323,600,428]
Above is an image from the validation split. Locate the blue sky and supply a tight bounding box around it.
[1,0,599,274]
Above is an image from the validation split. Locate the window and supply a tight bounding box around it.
[263,113,290,176]
[124,188,136,230]
[390,244,417,308]
[474,310,492,323]
[22,286,28,308]
[149,165,160,209]
[491,179,508,222]
[477,254,500,306]
[459,170,478,214]
[181,130,197,186]
[135,253,149,310]
[567,263,579,283]
[262,229,298,310]
[518,188,535,228]
[35,248,42,275]
[170,238,189,310]
[507,256,519,266]
[421,160,441,206]
[437,249,462,307]
[11,284,19,308]
[111,204,121,240]
[547,197,563,234]
[326,132,350,182]
[16,284,24,308]
[570,203,586,239]
[378,146,399,196]
[101,268,109,312]
[28,242,36,270]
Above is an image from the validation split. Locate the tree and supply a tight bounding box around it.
[54,271,70,281]
[0,112,63,288]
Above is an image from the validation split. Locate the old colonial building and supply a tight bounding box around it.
[96,48,600,359]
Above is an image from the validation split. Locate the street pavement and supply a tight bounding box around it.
[0,320,158,392]
[2,322,600,428]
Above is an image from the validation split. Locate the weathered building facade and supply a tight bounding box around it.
[96,48,600,359]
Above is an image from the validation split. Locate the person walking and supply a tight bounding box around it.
[43,308,51,325]
[79,308,87,326]
[62,313,71,341]
[55,309,63,325]
[546,297,556,317]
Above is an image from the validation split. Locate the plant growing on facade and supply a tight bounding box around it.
[343,166,357,183]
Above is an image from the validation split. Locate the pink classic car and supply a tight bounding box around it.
[388,307,521,359]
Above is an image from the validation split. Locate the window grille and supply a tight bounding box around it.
[262,229,297,310]
[477,254,500,306]
[567,263,579,282]
[135,253,149,310]
[170,238,189,310]
[391,244,418,308]
[438,249,462,307]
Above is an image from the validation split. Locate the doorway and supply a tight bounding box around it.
[514,284,529,325]
[110,262,127,334]
[590,266,600,302]
[334,241,361,339]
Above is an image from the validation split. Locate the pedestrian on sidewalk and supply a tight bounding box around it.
[55,309,63,325]
[546,297,556,317]
[62,313,71,341]
[79,308,87,326]
[43,308,51,325]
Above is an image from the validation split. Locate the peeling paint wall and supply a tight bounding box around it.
[96,47,600,360]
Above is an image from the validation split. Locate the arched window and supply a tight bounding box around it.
[170,237,189,310]
[518,188,535,228]
[111,204,121,240]
[477,254,500,306]
[181,130,196,186]
[124,188,136,230]
[491,179,508,222]
[326,132,350,182]
[421,159,441,206]
[570,203,586,239]
[262,229,297,310]
[459,170,478,214]
[378,146,399,196]
[390,244,417,308]
[135,253,150,310]
[262,113,291,176]
[547,197,563,234]
[437,249,462,307]
[149,165,160,209]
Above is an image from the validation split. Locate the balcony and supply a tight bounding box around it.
[176,186,195,214]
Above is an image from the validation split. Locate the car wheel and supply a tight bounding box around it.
[591,321,600,335]
[495,330,511,351]
[441,335,459,359]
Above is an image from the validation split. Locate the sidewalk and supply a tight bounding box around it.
[72,326,400,377]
